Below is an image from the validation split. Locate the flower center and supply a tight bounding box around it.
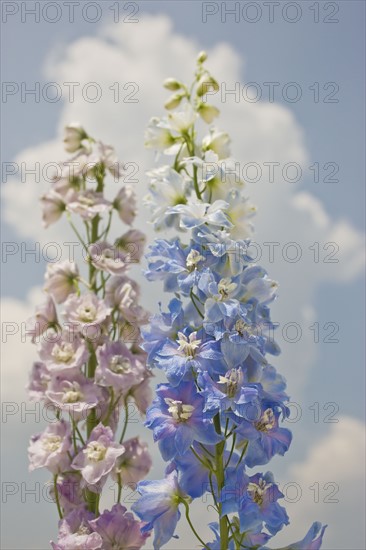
[79,194,96,207]
[85,441,107,462]
[218,278,237,300]
[102,248,115,260]
[234,319,250,336]
[247,478,272,506]
[77,522,90,536]
[165,398,194,422]
[77,302,97,322]
[42,434,62,453]
[218,368,243,398]
[109,355,132,374]
[51,342,74,363]
[186,249,205,270]
[62,383,82,404]
[255,408,275,432]
[176,332,201,358]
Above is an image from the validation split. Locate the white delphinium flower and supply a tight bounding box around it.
[144,166,191,230]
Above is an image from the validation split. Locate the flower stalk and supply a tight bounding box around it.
[27,125,152,549]
[133,52,327,550]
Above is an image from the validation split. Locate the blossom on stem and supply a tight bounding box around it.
[112,437,152,485]
[26,296,58,343]
[88,241,129,275]
[51,509,102,550]
[89,504,149,549]
[71,424,125,492]
[145,381,222,461]
[132,470,187,549]
[39,329,89,373]
[63,293,111,336]
[113,184,137,224]
[95,339,144,392]
[28,420,71,474]
[44,261,79,304]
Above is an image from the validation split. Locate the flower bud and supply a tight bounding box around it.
[163,78,182,91]
[197,51,208,63]
[198,103,220,124]
[196,75,219,97]
[164,93,184,110]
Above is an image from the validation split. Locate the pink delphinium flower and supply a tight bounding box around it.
[26,296,58,343]
[113,184,137,225]
[115,228,146,262]
[39,329,89,373]
[89,504,150,550]
[71,424,125,492]
[51,509,102,550]
[88,241,128,276]
[28,420,71,474]
[44,261,79,304]
[46,373,104,419]
[63,293,111,337]
[95,340,144,393]
[66,191,111,221]
[112,437,152,485]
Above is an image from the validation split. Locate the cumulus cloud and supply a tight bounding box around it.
[273,416,366,550]
[1,287,43,403]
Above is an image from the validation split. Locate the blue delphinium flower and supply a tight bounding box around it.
[235,405,292,467]
[221,468,289,536]
[275,522,327,550]
[199,369,258,417]
[154,330,224,386]
[145,238,210,295]
[141,298,185,365]
[145,381,222,460]
[132,470,187,550]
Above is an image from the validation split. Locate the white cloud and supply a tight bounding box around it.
[0,287,42,403]
[274,416,366,549]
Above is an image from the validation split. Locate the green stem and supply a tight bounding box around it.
[190,446,212,470]
[214,414,229,550]
[100,211,113,240]
[190,289,204,319]
[71,415,85,446]
[225,433,236,469]
[183,132,202,200]
[119,401,129,444]
[102,387,114,426]
[236,440,248,469]
[117,473,122,503]
[67,215,88,251]
[182,499,209,550]
[86,352,97,438]
[53,475,63,519]
[94,493,100,516]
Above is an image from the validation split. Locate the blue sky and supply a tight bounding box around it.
[1,2,365,548]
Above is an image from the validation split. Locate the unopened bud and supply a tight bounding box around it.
[196,75,219,97]
[163,78,182,91]
[164,93,184,110]
[197,51,208,63]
